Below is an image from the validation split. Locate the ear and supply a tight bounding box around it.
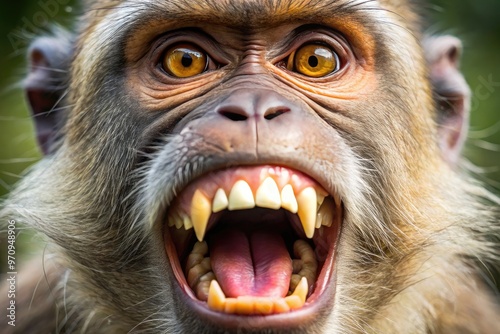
[24,32,72,155]
[424,35,471,166]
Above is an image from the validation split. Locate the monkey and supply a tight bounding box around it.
[1,0,499,333]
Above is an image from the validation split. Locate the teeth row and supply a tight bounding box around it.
[185,241,318,304]
[289,240,318,293]
[168,178,334,241]
[207,277,309,315]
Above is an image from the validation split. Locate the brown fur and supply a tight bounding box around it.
[1,0,499,333]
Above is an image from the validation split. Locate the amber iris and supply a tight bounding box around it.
[288,44,339,78]
[162,44,207,78]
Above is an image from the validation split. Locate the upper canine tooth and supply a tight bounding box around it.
[212,188,229,213]
[297,187,317,238]
[255,177,281,209]
[281,184,298,213]
[228,180,255,210]
[191,190,212,241]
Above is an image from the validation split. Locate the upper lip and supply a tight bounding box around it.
[160,163,343,329]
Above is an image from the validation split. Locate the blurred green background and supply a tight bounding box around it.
[0,1,499,273]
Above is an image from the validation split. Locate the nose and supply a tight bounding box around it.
[216,89,292,122]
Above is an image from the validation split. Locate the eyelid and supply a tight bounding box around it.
[270,28,350,65]
[150,31,229,69]
[270,30,352,81]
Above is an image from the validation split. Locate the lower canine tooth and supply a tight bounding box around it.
[228,180,255,210]
[207,280,226,312]
[285,277,308,310]
[191,190,212,241]
[297,187,317,238]
[255,177,281,209]
[291,277,308,303]
[284,295,302,310]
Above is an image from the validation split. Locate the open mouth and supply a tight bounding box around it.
[163,165,342,317]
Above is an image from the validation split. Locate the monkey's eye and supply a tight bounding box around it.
[287,44,339,78]
[162,43,208,78]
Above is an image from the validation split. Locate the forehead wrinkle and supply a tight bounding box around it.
[91,0,380,31]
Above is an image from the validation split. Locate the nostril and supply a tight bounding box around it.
[221,111,248,121]
[264,107,290,120]
[218,107,249,121]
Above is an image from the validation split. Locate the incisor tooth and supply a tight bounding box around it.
[207,280,226,312]
[224,298,238,314]
[255,177,281,209]
[297,187,317,238]
[228,180,255,210]
[191,190,212,241]
[236,296,254,314]
[254,298,274,315]
[212,188,228,213]
[281,184,298,213]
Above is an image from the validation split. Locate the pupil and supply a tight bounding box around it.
[308,56,319,68]
[181,54,193,67]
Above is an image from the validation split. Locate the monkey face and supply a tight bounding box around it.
[116,5,425,330]
[17,0,483,333]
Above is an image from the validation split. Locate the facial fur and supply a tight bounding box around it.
[1,0,499,333]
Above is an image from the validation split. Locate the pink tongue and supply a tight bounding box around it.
[210,228,292,298]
